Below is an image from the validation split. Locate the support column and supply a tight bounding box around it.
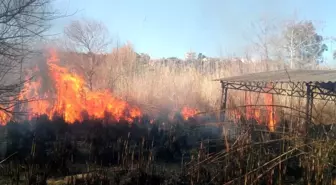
[220,82,228,122]
[305,83,314,137]
[304,83,314,184]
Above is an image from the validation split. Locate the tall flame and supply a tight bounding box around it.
[245,92,262,123]
[1,49,141,124]
[230,90,277,132]
[264,94,276,132]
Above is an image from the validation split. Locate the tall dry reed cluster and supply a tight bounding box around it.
[85,45,280,111]
[59,43,336,123]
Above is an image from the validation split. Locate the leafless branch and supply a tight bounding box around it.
[0,0,64,123]
[63,19,112,90]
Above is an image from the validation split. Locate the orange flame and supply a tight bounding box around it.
[245,92,262,123]
[229,90,277,132]
[181,107,198,120]
[0,111,9,124]
[0,49,141,124]
[264,94,276,132]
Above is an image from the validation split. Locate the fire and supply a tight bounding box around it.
[0,49,277,130]
[0,110,9,124]
[264,93,276,132]
[0,49,141,124]
[181,107,198,120]
[245,92,262,123]
[229,90,277,132]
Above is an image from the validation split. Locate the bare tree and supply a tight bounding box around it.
[0,0,61,118]
[105,41,137,91]
[249,17,283,71]
[63,19,112,90]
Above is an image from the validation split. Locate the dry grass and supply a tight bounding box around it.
[1,46,332,184]
[65,44,334,125]
[90,46,283,113]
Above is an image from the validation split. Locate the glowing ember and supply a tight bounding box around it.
[181,107,198,120]
[0,49,142,124]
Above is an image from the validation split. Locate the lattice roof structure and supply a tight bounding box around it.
[214,69,336,101]
[215,69,336,83]
[215,69,336,126]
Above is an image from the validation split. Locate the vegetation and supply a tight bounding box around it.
[0,0,336,185]
[0,114,335,185]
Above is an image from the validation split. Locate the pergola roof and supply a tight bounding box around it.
[215,69,336,101]
[214,69,336,83]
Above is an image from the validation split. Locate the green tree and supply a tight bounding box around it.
[197,53,206,60]
[282,21,327,69]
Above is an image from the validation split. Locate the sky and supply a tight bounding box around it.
[51,0,336,61]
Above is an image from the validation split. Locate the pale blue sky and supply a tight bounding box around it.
[51,0,336,60]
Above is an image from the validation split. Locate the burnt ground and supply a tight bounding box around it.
[0,114,335,184]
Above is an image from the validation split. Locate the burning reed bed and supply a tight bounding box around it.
[0,112,335,185]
